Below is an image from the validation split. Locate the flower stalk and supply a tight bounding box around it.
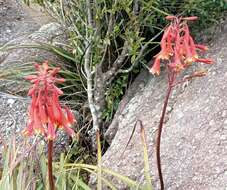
[48,140,55,190]
[149,16,214,190]
[156,69,175,190]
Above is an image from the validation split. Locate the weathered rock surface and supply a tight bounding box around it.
[0,0,66,94]
[0,21,67,94]
[0,0,45,45]
[100,22,227,189]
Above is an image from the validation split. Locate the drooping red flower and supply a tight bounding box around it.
[149,16,213,75]
[149,58,161,75]
[23,61,76,140]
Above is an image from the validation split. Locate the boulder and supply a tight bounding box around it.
[0,0,66,94]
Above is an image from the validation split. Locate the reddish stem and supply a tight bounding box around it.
[48,140,55,190]
[156,71,175,190]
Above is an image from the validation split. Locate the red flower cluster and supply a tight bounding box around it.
[23,61,76,140]
[150,16,213,75]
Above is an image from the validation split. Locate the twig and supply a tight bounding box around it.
[120,120,138,158]
[112,29,163,75]
[84,0,100,132]
[103,41,129,81]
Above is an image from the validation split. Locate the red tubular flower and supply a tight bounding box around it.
[165,15,176,20]
[189,37,198,57]
[195,44,208,51]
[158,26,175,59]
[23,61,76,140]
[39,99,48,124]
[65,106,75,124]
[169,50,184,72]
[184,38,197,64]
[195,58,214,64]
[149,58,161,75]
[47,123,56,140]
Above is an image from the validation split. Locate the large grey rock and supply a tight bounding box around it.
[0,0,39,45]
[99,22,227,189]
[0,0,66,94]
[0,21,67,94]
[0,0,52,45]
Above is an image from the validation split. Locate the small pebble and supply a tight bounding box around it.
[7,98,15,106]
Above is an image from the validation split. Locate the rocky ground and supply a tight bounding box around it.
[0,0,52,45]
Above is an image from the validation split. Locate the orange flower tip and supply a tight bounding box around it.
[176,64,184,70]
[58,125,63,128]
[47,135,56,141]
[182,16,198,21]
[169,52,174,56]
[66,123,73,128]
[22,130,29,136]
[149,68,160,76]
[56,78,65,83]
[34,129,41,134]
[166,15,176,20]
[185,57,195,64]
